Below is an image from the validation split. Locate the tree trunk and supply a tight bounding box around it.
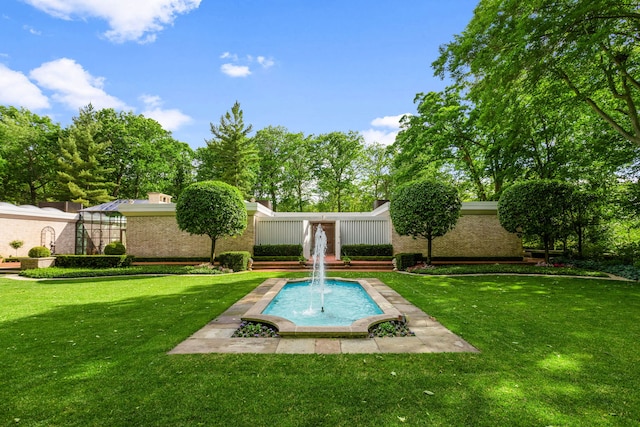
[544,235,550,264]
[426,234,433,265]
[209,236,217,264]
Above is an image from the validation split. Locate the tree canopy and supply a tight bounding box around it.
[175,180,247,263]
[390,179,461,263]
[435,0,640,146]
[498,180,575,263]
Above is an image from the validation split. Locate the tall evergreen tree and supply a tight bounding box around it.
[56,105,114,206]
[198,101,257,197]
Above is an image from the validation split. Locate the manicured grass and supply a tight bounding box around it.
[1,272,638,426]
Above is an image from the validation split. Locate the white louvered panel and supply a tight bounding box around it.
[340,220,390,245]
[255,220,304,245]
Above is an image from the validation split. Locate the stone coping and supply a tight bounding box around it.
[241,278,402,337]
[168,278,480,354]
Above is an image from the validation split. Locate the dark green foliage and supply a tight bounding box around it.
[395,253,423,271]
[390,179,461,263]
[368,320,414,338]
[253,244,303,257]
[341,244,393,257]
[27,246,51,258]
[217,251,251,271]
[251,256,300,262]
[197,101,257,196]
[232,321,279,338]
[56,104,114,206]
[175,180,247,263]
[498,180,575,263]
[103,241,126,255]
[55,255,134,268]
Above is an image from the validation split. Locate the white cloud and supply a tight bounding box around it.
[29,58,129,110]
[220,52,238,61]
[0,64,50,109]
[361,113,412,146]
[361,129,399,146]
[23,25,42,35]
[220,63,251,78]
[23,0,201,43]
[257,56,274,69]
[140,94,192,131]
[370,114,409,129]
[219,52,275,77]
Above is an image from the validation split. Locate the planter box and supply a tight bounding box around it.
[20,257,55,270]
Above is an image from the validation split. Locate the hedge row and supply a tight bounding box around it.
[251,256,301,262]
[394,253,423,271]
[55,255,134,268]
[217,251,252,271]
[341,244,394,257]
[253,244,303,257]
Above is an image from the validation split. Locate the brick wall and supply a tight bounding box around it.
[0,218,76,256]
[392,214,522,258]
[125,214,256,257]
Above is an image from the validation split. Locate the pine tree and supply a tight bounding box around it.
[56,105,114,206]
[200,101,257,197]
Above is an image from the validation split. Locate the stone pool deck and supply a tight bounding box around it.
[168,278,479,355]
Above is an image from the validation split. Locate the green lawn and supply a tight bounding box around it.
[1,272,638,426]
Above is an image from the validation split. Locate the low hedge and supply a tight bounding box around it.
[395,253,423,271]
[251,256,301,262]
[217,251,251,271]
[253,244,303,257]
[341,244,393,257]
[55,255,134,268]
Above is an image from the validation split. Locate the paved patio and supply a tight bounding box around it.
[168,278,479,355]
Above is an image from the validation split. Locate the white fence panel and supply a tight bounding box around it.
[255,220,304,245]
[340,220,390,245]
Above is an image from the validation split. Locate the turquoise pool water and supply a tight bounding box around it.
[262,279,383,326]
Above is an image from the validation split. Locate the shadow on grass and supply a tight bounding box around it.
[0,272,638,426]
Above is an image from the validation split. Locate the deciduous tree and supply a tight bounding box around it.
[435,0,640,146]
[390,179,461,264]
[498,180,575,263]
[175,181,247,263]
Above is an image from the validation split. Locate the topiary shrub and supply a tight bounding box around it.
[28,246,51,258]
[104,241,126,255]
[395,253,423,271]
[217,251,251,271]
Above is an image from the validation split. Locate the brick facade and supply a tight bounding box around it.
[120,200,522,260]
[391,214,522,258]
[0,212,77,257]
[125,214,256,258]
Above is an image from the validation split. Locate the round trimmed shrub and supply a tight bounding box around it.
[28,246,51,258]
[104,241,126,255]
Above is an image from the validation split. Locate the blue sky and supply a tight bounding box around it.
[0,1,477,149]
